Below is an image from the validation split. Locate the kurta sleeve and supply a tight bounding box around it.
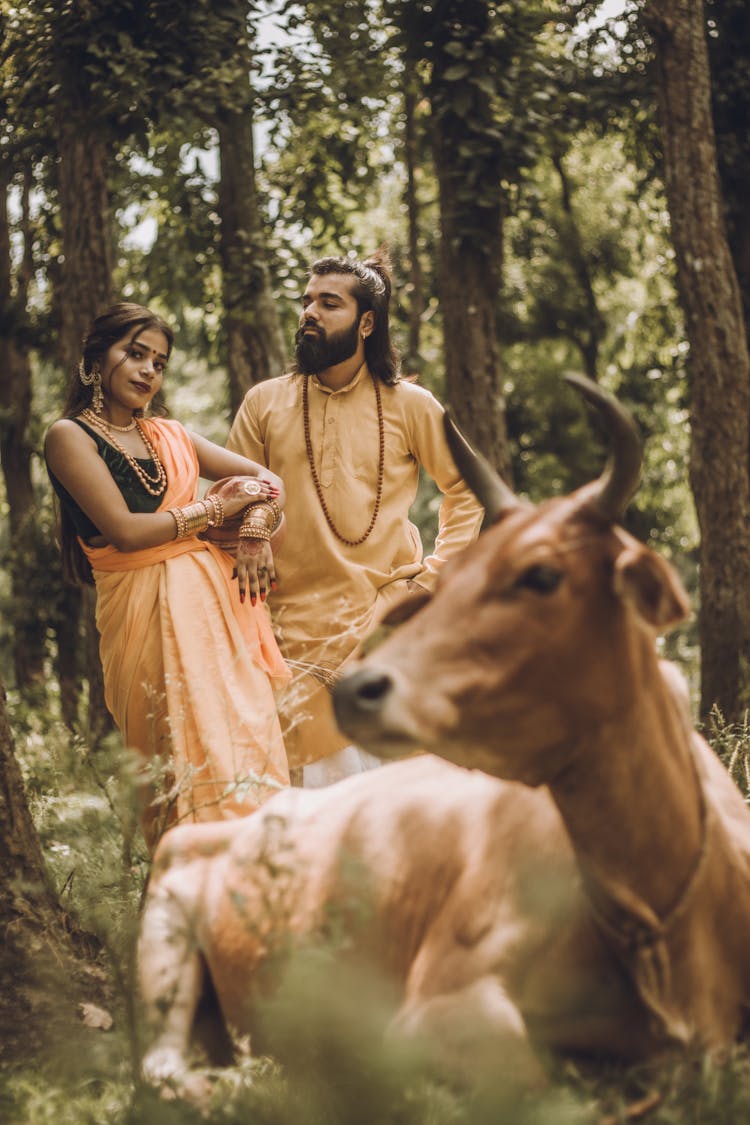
[226,387,266,463]
[407,387,483,588]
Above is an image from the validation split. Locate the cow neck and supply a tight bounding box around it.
[548,671,706,930]
[546,676,710,1046]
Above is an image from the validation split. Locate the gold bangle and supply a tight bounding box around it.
[238,522,272,541]
[264,499,282,531]
[169,500,211,539]
[241,500,281,535]
[207,495,225,527]
[168,507,187,539]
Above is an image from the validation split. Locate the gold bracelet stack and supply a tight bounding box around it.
[169,496,227,540]
[237,500,282,542]
[205,494,225,527]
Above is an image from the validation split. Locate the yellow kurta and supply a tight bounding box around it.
[81,418,290,846]
[227,366,482,768]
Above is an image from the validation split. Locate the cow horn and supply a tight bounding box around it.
[443,411,518,527]
[565,373,642,520]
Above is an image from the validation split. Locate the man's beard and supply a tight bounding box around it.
[295,318,360,375]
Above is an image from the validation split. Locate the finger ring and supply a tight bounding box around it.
[243,480,263,496]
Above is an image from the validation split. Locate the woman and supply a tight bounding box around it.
[45,302,290,849]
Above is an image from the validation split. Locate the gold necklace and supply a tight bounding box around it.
[79,409,167,497]
[104,415,137,432]
[302,373,384,546]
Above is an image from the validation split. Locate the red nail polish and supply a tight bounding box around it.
[251,595,257,606]
[271,580,277,590]
[240,591,245,604]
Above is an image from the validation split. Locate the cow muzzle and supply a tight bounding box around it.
[333,666,421,756]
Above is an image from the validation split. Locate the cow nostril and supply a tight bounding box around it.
[356,672,392,704]
[333,668,394,729]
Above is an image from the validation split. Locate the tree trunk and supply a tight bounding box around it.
[54,112,115,742]
[0,161,46,686]
[56,115,114,369]
[645,0,750,722]
[402,78,425,376]
[426,0,512,480]
[706,0,750,343]
[217,104,287,414]
[0,681,101,1064]
[551,150,604,383]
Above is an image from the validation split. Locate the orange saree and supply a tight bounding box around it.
[81,419,290,844]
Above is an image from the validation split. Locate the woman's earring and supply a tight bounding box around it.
[79,359,104,414]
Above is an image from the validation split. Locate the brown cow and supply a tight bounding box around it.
[138,375,750,1100]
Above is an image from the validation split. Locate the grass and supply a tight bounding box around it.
[5,694,750,1124]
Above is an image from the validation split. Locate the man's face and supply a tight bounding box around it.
[295,273,364,374]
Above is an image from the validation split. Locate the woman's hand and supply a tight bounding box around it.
[235,537,277,605]
[209,476,280,522]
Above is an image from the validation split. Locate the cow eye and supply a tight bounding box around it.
[516,564,563,594]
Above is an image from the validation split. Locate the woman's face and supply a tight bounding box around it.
[100,327,169,415]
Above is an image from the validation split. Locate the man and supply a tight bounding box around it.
[227,251,483,785]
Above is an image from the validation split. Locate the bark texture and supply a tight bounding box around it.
[217,106,288,413]
[427,0,512,479]
[402,78,425,375]
[0,162,46,685]
[645,0,750,720]
[53,112,114,740]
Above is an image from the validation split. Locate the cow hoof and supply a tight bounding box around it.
[142,1047,215,1113]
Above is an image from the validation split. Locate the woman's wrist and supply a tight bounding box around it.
[237,499,282,541]
[168,499,215,540]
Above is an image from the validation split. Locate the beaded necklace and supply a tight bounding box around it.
[302,373,384,547]
[80,409,167,497]
[103,416,137,432]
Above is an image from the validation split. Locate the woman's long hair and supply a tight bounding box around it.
[55,303,175,585]
[308,250,401,385]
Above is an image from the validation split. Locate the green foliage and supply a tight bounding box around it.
[257,0,393,246]
[706,707,750,802]
[502,129,697,590]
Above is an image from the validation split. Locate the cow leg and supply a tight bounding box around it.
[390,976,547,1093]
[138,881,213,1104]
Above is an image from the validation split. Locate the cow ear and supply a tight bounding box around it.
[613,545,690,631]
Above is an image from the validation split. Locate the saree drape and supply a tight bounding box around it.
[81,419,290,843]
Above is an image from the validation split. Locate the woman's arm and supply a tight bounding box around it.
[45,422,267,554]
[190,433,286,508]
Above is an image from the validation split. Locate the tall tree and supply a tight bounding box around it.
[216,3,288,408]
[706,0,750,341]
[394,0,511,476]
[0,156,47,686]
[644,0,750,721]
[122,0,288,407]
[47,4,118,742]
[401,73,426,375]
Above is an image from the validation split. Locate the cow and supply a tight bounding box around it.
[137,374,750,1103]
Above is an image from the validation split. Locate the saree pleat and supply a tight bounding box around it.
[82,419,290,838]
